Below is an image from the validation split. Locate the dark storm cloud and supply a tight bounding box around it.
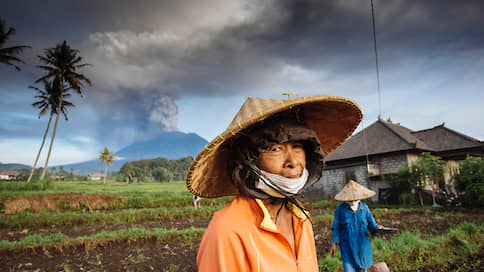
[83,0,484,96]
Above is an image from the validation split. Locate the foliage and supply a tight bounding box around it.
[385,153,446,206]
[152,167,173,182]
[318,254,342,271]
[0,180,52,192]
[121,156,193,182]
[97,147,118,184]
[416,152,446,186]
[385,166,417,193]
[384,165,420,205]
[371,222,483,271]
[120,164,145,183]
[30,78,74,120]
[17,168,43,181]
[0,19,30,71]
[453,156,484,206]
[97,147,117,166]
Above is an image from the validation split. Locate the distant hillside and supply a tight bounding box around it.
[116,131,207,161]
[62,131,208,175]
[0,162,31,170]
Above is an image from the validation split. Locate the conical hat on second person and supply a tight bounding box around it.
[334,180,376,201]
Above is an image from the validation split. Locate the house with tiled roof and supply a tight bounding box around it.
[0,170,20,180]
[88,173,106,181]
[307,119,484,202]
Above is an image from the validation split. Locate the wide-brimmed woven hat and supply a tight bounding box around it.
[334,180,376,201]
[187,95,362,198]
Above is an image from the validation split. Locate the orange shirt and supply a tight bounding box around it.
[197,196,318,272]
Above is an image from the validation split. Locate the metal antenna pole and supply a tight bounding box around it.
[370,0,382,119]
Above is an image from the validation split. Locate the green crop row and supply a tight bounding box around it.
[0,206,218,229]
[0,226,205,251]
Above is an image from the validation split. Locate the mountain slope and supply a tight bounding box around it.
[117,132,207,161]
[0,162,31,170]
[63,132,208,174]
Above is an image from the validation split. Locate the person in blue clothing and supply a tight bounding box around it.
[330,180,385,272]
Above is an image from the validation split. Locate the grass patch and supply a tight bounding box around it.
[0,206,220,229]
[372,222,483,271]
[0,181,233,213]
[0,232,68,248]
[313,214,334,223]
[0,180,52,193]
[0,181,186,197]
[319,253,342,272]
[319,222,483,272]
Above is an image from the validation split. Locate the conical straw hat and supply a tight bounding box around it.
[334,180,376,201]
[186,95,362,198]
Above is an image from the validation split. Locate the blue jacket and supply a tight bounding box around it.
[331,202,379,269]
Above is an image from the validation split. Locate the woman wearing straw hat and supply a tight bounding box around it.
[187,95,362,272]
[330,180,385,272]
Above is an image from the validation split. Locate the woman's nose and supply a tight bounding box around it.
[283,149,298,168]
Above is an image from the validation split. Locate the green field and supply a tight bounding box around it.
[0,181,482,271]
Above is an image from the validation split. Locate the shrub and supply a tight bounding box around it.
[384,166,419,205]
[319,254,341,271]
[453,157,484,207]
[152,167,172,182]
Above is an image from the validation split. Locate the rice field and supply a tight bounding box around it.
[0,181,482,271]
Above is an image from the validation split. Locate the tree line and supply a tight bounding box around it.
[119,156,193,183]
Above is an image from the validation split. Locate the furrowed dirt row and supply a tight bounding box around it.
[1,208,482,271]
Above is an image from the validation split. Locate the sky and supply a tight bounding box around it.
[1,0,483,166]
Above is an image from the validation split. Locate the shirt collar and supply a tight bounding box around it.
[254,198,309,231]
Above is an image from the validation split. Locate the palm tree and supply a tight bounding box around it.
[27,77,74,182]
[35,40,91,180]
[97,147,118,185]
[0,19,30,71]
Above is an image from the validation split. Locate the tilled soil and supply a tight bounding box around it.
[1,207,483,272]
[0,218,211,242]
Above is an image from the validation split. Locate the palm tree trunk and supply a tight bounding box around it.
[40,80,64,180]
[27,112,53,182]
[103,162,108,185]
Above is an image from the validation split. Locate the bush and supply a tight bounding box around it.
[384,166,419,205]
[319,254,341,271]
[453,157,484,207]
[152,167,172,182]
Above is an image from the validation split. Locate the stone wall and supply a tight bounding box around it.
[306,153,409,201]
[306,163,368,199]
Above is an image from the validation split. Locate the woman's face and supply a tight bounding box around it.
[257,141,306,178]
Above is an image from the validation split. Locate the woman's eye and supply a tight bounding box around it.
[270,146,281,152]
[265,145,282,152]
